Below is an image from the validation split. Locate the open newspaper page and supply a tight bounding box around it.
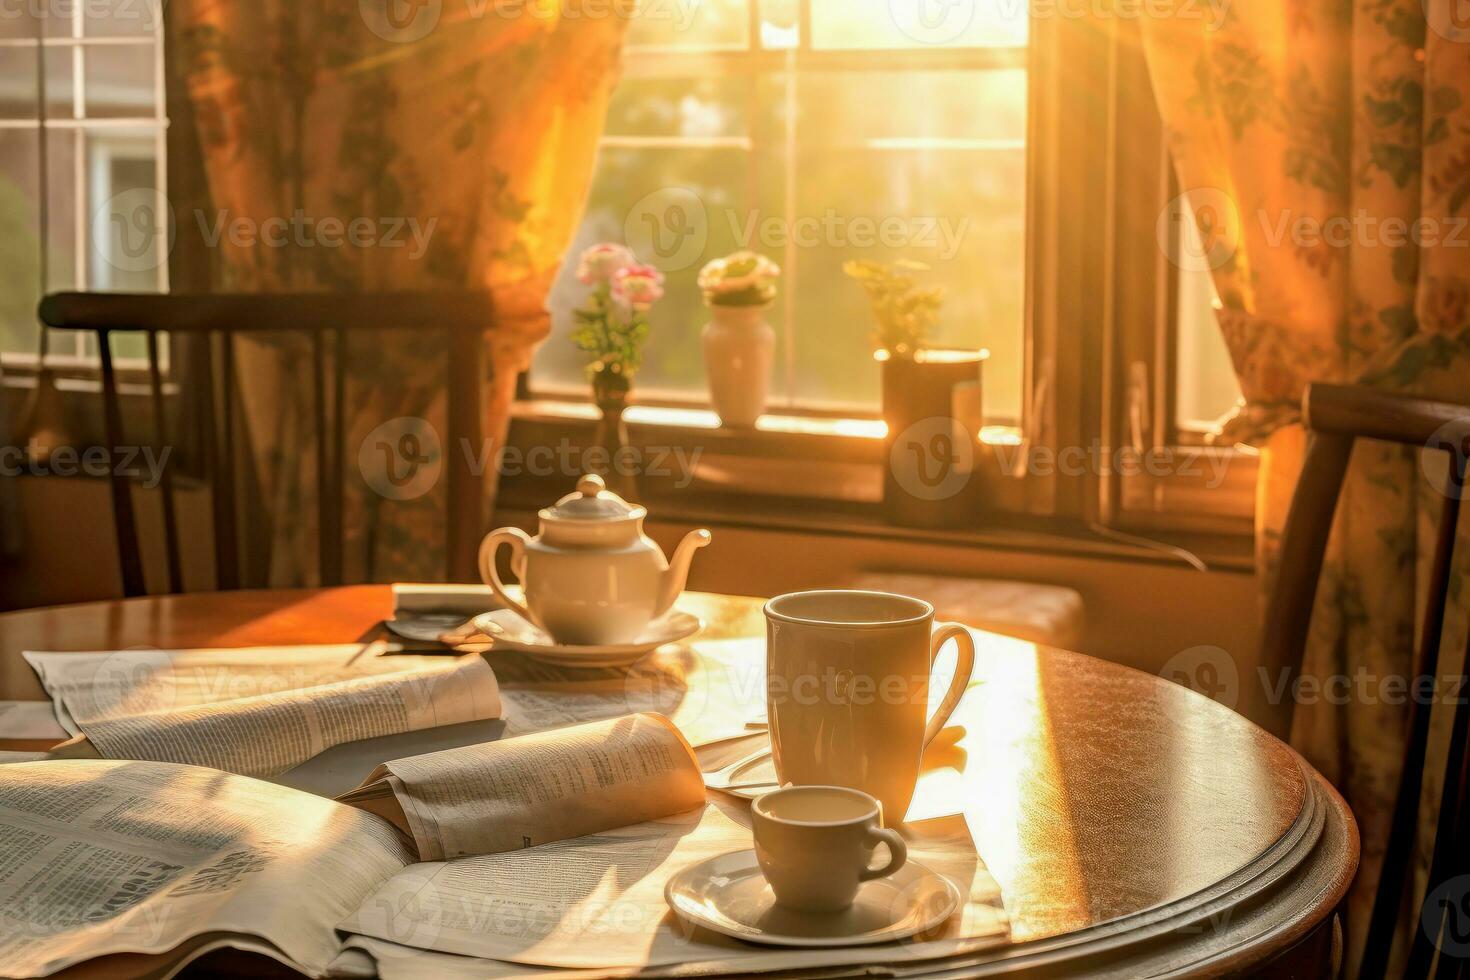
[48,657,501,779]
[338,712,705,860]
[23,644,461,735]
[340,800,1008,972]
[0,759,413,979]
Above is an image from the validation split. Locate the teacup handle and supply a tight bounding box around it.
[923,623,977,748]
[860,826,908,881]
[477,528,540,630]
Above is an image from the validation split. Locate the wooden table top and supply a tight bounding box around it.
[0,587,1358,977]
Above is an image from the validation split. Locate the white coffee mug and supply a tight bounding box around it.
[764,590,977,824]
[752,785,907,911]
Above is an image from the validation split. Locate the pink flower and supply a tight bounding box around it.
[611,264,665,311]
[576,243,635,285]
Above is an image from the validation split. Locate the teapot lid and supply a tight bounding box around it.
[543,474,644,522]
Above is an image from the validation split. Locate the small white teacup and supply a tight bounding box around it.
[751,785,908,912]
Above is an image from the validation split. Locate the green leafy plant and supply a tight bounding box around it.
[842,258,944,359]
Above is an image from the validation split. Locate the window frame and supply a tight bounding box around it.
[0,0,168,369]
[528,0,1029,421]
[522,0,1255,537]
[1092,16,1255,537]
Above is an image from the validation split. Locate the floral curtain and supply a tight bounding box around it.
[168,0,628,582]
[1140,0,1470,970]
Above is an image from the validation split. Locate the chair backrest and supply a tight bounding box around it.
[1262,382,1470,978]
[37,291,495,595]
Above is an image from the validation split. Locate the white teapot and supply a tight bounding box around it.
[477,474,712,646]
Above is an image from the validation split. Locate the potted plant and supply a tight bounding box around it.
[698,251,781,428]
[571,243,664,495]
[844,259,985,527]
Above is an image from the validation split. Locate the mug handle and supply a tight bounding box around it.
[923,622,977,748]
[477,528,539,629]
[860,826,909,881]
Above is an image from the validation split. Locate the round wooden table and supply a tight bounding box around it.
[0,587,1358,978]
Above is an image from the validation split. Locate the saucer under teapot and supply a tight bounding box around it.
[465,607,703,668]
[477,474,712,647]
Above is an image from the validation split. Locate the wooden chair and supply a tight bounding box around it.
[37,291,496,596]
[1261,382,1470,978]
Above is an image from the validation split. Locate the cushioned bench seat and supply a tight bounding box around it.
[843,572,1085,650]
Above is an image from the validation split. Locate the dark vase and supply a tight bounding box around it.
[880,349,987,528]
[591,378,640,501]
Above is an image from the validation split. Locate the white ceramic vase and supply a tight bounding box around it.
[702,303,775,428]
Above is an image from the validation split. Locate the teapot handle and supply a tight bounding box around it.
[478,528,538,629]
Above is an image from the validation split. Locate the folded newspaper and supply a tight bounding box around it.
[5,646,1009,976]
[0,753,1007,979]
[0,711,717,978]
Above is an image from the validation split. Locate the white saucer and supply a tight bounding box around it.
[467,608,703,668]
[664,850,961,948]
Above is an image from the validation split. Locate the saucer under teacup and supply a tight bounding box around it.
[464,608,702,668]
[664,850,960,948]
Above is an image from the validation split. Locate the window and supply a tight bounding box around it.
[0,0,167,365]
[536,0,1030,421]
[1174,231,1243,437]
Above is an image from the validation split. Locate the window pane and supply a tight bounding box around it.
[812,0,1027,49]
[777,68,1026,416]
[87,131,163,293]
[0,46,38,118]
[0,129,41,355]
[1175,265,1241,433]
[793,68,1025,146]
[783,145,1025,415]
[42,46,75,118]
[84,42,155,118]
[0,2,42,41]
[757,0,799,48]
[626,0,748,49]
[84,0,161,38]
[43,127,77,292]
[539,146,752,397]
[604,76,749,139]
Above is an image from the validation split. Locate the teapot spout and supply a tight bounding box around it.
[655,529,712,617]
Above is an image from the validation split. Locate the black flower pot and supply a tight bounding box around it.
[880,349,986,528]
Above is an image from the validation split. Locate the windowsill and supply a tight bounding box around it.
[514,398,1021,451]
[503,399,1255,573]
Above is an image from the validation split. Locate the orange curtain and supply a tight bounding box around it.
[1140,1,1470,970]
[168,0,629,581]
